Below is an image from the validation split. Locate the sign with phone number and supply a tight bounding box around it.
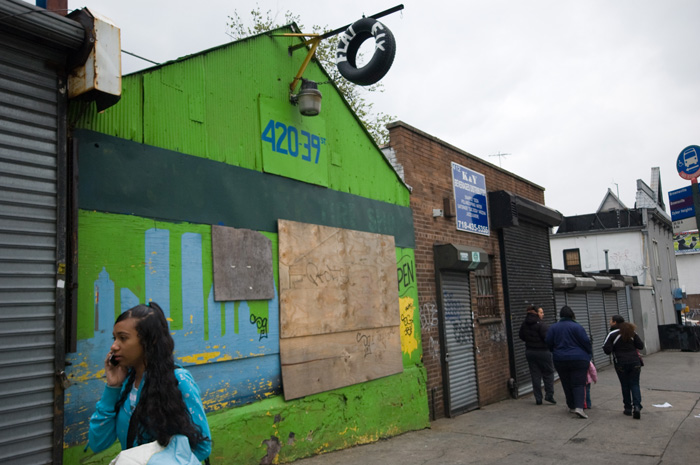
[452,162,489,236]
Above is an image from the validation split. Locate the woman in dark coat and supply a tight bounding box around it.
[519,305,556,405]
[603,316,645,419]
[545,306,592,419]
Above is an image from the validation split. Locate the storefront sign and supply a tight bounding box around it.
[451,162,489,236]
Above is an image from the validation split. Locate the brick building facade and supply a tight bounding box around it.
[385,121,561,419]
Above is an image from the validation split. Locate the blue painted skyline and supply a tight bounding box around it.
[64,228,281,446]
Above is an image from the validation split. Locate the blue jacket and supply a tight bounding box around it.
[88,368,211,461]
[545,318,592,362]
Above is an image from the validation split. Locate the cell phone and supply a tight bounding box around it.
[108,354,119,366]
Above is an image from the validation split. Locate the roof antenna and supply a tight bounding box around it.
[489,151,511,168]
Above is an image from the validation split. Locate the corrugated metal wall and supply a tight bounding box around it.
[501,220,556,396]
[587,291,611,368]
[438,271,478,416]
[0,30,63,464]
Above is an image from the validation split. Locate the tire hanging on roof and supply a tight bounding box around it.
[336,17,396,86]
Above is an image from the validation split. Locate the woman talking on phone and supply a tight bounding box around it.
[88,302,211,462]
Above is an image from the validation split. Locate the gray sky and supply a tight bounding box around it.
[66,0,700,217]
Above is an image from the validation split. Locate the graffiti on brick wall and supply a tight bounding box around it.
[486,322,506,343]
[420,301,440,360]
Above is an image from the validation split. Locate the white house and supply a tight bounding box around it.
[550,168,680,353]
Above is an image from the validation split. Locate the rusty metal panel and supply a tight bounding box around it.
[211,225,275,301]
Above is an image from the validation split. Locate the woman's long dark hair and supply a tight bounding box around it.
[114,302,208,450]
[618,321,637,342]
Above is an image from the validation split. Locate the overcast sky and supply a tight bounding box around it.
[65,0,700,217]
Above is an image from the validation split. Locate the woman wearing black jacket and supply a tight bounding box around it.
[603,316,645,419]
[519,305,556,405]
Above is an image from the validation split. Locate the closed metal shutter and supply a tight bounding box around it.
[566,292,591,337]
[587,291,610,368]
[0,30,64,464]
[617,288,631,324]
[439,270,479,416]
[500,221,556,396]
[604,292,618,326]
[555,291,566,313]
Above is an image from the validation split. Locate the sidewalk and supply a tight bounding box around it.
[293,350,700,465]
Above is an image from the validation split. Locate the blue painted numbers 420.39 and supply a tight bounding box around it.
[261,119,325,164]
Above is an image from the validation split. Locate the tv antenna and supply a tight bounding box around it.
[489,151,511,167]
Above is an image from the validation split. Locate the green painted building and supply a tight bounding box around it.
[63,26,428,464]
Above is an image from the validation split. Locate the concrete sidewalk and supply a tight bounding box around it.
[293,350,700,465]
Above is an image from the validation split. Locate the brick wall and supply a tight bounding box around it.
[387,122,547,419]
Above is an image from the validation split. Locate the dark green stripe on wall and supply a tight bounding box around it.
[75,129,415,248]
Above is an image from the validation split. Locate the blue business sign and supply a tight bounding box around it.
[669,186,694,221]
[451,162,489,236]
[676,145,700,180]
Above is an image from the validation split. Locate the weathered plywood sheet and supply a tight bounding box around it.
[278,219,400,338]
[278,219,403,400]
[211,225,275,300]
[280,326,402,400]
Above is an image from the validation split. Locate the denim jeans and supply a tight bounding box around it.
[615,362,642,410]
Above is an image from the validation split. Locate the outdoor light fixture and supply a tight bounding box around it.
[291,78,322,116]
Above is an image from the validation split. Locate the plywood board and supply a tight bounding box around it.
[278,219,400,338]
[278,219,403,400]
[280,326,402,400]
[211,225,275,300]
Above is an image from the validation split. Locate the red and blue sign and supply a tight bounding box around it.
[676,145,700,180]
[669,185,694,221]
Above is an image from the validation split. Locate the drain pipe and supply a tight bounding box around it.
[604,249,609,272]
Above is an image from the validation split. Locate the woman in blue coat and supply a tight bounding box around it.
[88,302,211,461]
[545,306,592,419]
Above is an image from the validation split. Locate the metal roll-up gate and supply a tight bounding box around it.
[617,287,631,324]
[566,292,591,337]
[0,1,86,460]
[587,291,610,368]
[604,292,619,325]
[438,270,479,416]
[555,291,566,313]
[500,221,557,397]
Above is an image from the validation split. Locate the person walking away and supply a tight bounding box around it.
[603,317,644,419]
[584,361,597,409]
[518,305,556,405]
[545,306,592,419]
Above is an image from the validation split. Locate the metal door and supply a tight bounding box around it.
[439,270,479,416]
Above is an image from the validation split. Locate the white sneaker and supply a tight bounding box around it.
[574,408,588,419]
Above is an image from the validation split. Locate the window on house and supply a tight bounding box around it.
[475,259,498,320]
[563,249,581,272]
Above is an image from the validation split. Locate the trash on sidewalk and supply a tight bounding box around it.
[653,402,673,408]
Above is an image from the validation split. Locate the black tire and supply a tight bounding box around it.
[336,17,396,86]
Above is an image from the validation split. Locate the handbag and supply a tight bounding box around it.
[636,349,644,366]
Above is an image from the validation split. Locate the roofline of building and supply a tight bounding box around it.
[386,120,546,192]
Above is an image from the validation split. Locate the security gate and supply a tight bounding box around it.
[0,7,79,461]
[439,270,479,416]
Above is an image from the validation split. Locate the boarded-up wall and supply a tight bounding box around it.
[278,219,403,399]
